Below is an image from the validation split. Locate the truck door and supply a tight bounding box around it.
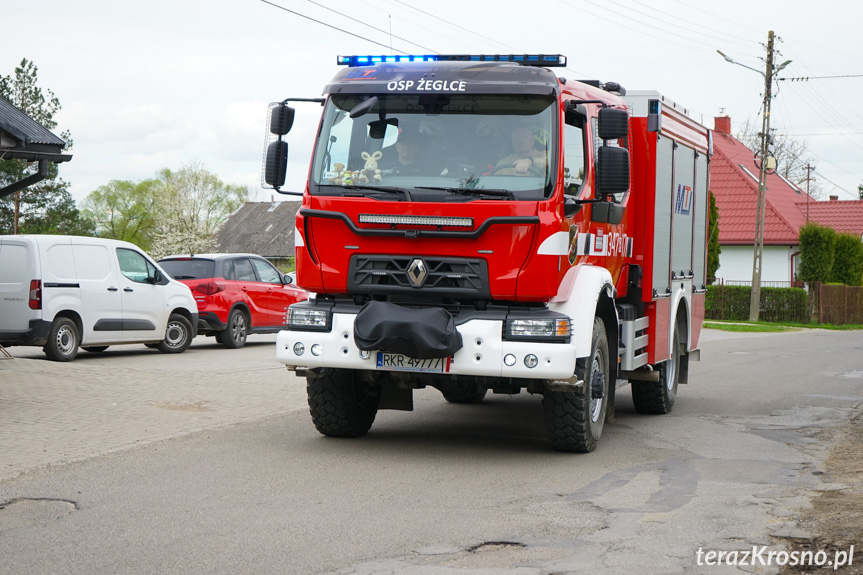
[72,242,123,344]
[115,247,167,342]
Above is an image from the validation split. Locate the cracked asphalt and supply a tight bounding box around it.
[1,329,862,574]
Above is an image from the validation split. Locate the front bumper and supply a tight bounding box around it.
[276,311,578,380]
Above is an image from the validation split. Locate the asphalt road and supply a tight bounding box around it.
[1,328,862,574]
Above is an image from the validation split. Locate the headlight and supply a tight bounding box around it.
[288,307,331,331]
[505,318,571,341]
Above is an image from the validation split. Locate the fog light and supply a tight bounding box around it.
[311,344,322,356]
[293,342,305,356]
[359,350,371,360]
[503,354,516,366]
[524,354,538,368]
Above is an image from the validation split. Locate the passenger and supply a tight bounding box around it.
[380,130,438,176]
[494,122,547,176]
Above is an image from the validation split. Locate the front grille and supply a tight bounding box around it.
[348,255,490,299]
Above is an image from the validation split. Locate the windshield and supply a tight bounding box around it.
[311,94,557,201]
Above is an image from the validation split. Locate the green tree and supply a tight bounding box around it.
[797,222,836,283]
[706,191,721,284]
[81,179,161,250]
[858,182,862,200]
[0,58,91,235]
[831,232,863,286]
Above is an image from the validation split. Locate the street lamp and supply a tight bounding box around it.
[717,32,791,322]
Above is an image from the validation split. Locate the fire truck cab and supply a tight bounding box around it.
[264,54,710,452]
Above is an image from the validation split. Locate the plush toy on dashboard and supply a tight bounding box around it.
[359,151,383,184]
[328,162,346,185]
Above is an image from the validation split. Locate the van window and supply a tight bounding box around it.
[0,244,29,283]
[117,248,157,283]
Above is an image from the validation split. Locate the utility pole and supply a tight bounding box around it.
[749,30,776,323]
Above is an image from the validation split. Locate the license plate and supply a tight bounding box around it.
[375,352,450,373]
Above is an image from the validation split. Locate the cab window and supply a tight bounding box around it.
[117,248,157,284]
[563,113,586,196]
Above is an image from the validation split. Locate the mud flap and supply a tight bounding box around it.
[353,301,463,359]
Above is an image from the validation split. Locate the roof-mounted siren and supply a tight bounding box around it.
[336,54,567,67]
[602,82,626,96]
[647,99,661,133]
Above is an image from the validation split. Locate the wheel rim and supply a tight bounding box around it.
[667,333,679,391]
[55,324,77,356]
[230,313,246,344]
[589,355,605,423]
[164,321,187,349]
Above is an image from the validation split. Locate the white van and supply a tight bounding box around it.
[0,235,198,361]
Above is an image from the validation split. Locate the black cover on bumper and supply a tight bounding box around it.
[353,301,463,359]
[0,319,51,347]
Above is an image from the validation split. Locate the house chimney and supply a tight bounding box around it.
[829,195,839,201]
[714,116,731,134]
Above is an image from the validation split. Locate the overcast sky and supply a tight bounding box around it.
[4,0,862,203]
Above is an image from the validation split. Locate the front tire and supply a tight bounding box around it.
[44,317,80,362]
[157,314,193,354]
[306,368,380,437]
[543,317,609,453]
[220,308,248,349]
[631,323,681,414]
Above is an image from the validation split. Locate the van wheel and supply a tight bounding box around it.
[220,308,248,349]
[81,346,110,353]
[44,317,80,362]
[157,314,193,354]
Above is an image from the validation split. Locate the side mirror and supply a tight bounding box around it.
[270,104,295,135]
[597,107,629,140]
[596,146,630,197]
[264,141,288,188]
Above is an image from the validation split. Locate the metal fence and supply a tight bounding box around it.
[706,280,863,325]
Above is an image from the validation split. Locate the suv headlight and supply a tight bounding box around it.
[288,307,332,331]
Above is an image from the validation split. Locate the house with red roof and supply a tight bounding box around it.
[710,116,863,283]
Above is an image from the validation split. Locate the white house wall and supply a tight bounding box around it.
[715,245,797,283]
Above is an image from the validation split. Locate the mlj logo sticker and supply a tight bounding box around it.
[675,184,692,215]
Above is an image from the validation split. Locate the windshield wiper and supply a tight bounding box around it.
[416,186,516,200]
[341,184,412,201]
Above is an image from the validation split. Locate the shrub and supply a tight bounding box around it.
[831,233,863,286]
[706,284,808,323]
[797,222,836,283]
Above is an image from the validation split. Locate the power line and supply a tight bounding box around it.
[303,0,438,54]
[780,74,863,81]
[257,0,406,53]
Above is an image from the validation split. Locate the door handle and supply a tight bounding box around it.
[124,287,134,292]
[107,287,118,292]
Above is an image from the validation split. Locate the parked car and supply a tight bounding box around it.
[0,235,198,362]
[157,253,309,348]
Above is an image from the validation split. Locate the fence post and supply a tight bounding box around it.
[819,282,824,324]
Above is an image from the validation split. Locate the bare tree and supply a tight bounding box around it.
[737,119,823,200]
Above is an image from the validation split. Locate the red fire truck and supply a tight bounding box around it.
[264,54,710,452]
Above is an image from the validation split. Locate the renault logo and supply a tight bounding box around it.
[407,258,427,287]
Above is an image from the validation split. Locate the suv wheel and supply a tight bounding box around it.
[221,308,248,349]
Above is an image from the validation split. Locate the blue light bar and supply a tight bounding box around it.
[336,54,566,67]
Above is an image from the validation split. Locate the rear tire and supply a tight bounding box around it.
[81,346,109,353]
[543,317,609,453]
[157,314,193,354]
[44,317,80,362]
[307,368,380,437]
[631,323,681,414]
[220,308,248,349]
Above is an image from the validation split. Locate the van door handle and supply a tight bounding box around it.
[124,287,134,292]
[107,287,118,292]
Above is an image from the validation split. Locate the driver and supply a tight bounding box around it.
[494,121,547,176]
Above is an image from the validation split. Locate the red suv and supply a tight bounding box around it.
[157,254,309,348]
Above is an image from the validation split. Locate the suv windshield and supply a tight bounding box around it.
[159,258,216,280]
[311,94,556,201]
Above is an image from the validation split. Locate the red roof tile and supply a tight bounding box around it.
[710,131,811,245]
[797,200,863,237]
